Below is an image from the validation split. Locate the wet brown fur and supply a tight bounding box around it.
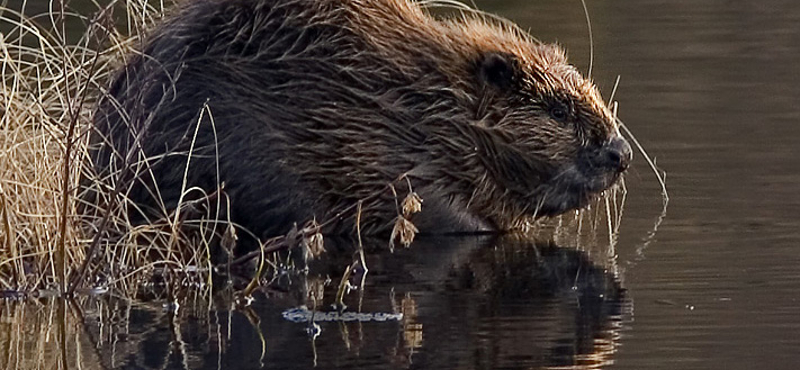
[89,0,629,244]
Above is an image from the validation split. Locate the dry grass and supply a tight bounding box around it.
[0,0,174,294]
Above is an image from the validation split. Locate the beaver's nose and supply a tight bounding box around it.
[602,136,632,173]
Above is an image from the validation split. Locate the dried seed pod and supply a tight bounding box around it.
[401,192,423,217]
[304,230,325,259]
[390,215,418,251]
[221,223,238,252]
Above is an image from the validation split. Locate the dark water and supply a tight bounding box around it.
[3,0,800,369]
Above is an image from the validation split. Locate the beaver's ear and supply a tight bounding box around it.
[476,52,519,91]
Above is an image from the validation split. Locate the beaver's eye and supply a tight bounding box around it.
[549,103,569,122]
[477,52,517,90]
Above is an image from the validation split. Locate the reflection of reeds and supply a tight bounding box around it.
[0,291,249,370]
[0,299,99,369]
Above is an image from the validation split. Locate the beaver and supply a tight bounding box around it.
[89,0,631,243]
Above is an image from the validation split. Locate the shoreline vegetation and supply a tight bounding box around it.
[0,0,640,301]
[1,0,178,296]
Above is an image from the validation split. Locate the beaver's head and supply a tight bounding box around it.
[438,21,632,226]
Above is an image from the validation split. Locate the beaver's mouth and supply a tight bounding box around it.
[489,136,631,219]
[528,136,632,217]
[530,165,623,217]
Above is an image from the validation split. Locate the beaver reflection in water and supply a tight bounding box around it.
[89,0,632,241]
